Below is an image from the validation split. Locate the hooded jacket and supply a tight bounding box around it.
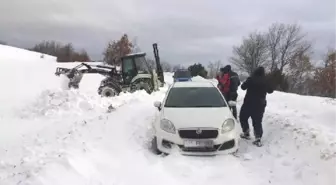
[241,67,274,106]
[218,65,240,92]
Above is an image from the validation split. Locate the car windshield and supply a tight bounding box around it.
[174,70,191,78]
[164,87,227,107]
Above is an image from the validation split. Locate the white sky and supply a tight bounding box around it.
[0,0,335,64]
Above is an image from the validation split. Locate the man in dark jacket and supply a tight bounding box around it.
[217,65,240,119]
[239,66,273,147]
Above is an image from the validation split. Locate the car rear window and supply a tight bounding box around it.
[164,87,227,107]
[174,70,191,78]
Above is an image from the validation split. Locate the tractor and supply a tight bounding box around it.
[55,43,165,97]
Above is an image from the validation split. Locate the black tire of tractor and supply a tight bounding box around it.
[144,79,154,94]
[131,79,154,94]
[98,83,121,97]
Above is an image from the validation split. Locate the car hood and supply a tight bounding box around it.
[162,107,233,129]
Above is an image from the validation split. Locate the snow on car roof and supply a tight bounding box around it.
[172,81,215,88]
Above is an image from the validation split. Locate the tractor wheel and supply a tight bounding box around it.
[143,80,154,94]
[99,85,120,97]
[131,79,154,94]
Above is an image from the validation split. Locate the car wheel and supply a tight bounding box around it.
[231,148,240,158]
[150,137,163,155]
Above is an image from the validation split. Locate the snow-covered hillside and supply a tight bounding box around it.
[0,44,335,185]
[0,44,56,63]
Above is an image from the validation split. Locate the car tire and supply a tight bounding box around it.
[231,148,240,158]
[150,137,163,155]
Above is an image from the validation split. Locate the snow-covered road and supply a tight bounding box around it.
[0,44,335,185]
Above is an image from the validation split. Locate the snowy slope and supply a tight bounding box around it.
[0,44,56,62]
[0,45,335,185]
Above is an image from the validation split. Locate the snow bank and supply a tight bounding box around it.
[192,75,208,81]
[0,44,56,62]
[18,88,167,119]
[0,45,335,185]
[163,72,174,84]
[235,85,336,150]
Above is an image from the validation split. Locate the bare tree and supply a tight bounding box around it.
[266,23,285,72]
[172,64,182,71]
[161,61,172,72]
[207,62,215,78]
[230,32,268,75]
[30,40,91,62]
[103,34,133,65]
[131,36,142,53]
[145,58,156,71]
[207,60,223,78]
[312,50,336,98]
[266,23,311,73]
[145,57,173,72]
[287,52,314,94]
[323,47,336,67]
[57,43,75,62]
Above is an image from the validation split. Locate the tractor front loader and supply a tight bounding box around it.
[55,43,165,97]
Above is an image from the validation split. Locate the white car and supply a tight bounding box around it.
[151,80,239,156]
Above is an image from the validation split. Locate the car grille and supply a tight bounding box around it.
[178,129,218,139]
[179,147,218,153]
[177,139,236,153]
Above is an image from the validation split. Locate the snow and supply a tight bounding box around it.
[0,44,56,62]
[191,75,209,81]
[124,52,146,57]
[0,44,335,185]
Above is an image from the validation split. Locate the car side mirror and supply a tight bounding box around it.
[228,101,237,107]
[153,101,162,111]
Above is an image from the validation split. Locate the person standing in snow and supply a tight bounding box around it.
[224,65,240,119]
[239,66,274,147]
[216,65,240,119]
[216,68,225,91]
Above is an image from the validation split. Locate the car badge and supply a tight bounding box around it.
[196,128,202,134]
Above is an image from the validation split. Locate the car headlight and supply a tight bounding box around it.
[160,119,176,134]
[222,118,235,133]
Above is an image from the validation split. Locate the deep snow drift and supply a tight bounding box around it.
[0,44,335,185]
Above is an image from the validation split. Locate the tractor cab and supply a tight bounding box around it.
[120,52,152,86]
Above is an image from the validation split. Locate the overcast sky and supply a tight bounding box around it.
[0,0,335,65]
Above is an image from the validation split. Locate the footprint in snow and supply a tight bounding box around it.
[241,153,253,160]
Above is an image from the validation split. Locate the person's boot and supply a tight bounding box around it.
[240,132,251,140]
[252,138,262,147]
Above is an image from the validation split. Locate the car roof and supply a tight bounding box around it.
[172,81,215,88]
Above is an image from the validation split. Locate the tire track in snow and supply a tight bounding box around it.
[234,96,336,185]
[3,79,334,185]
[0,89,164,185]
[22,95,263,185]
